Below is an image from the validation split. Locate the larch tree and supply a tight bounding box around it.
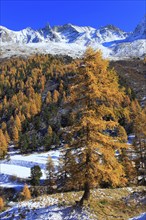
[21,184,31,200]
[30,103,38,116]
[59,80,64,93]
[52,90,60,103]
[46,156,56,190]
[1,122,7,131]
[0,129,8,158]
[47,125,53,137]
[62,48,130,205]
[4,130,10,145]
[46,91,52,104]
[44,126,53,149]
[0,197,4,210]
[15,115,22,131]
[12,126,19,144]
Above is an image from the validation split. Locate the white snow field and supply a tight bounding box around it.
[0,146,60,188]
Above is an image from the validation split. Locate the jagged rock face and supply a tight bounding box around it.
[0,15,145,59]
[0,23,129,44]
[94,25,128,43]
[39,25,61,42]
[129,15,146,40]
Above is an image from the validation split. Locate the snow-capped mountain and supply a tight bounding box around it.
[0,23,127,44]
[0,26,44,43]
[0,16,145,59]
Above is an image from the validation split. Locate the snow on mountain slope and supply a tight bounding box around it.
[111,39,146,59]
[0,16,145,59]
[53,23,95,43]
[93,25,129,44]
[0,26,44,43]
[0,42,87,59]
[0,23,126,45]
[39,24,62,42]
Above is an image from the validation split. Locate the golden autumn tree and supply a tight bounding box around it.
[30,103,38,116]
[62,48,130,205]
[12,126,19,143]
[52,90,60,103]
[21,184,31,200]
[1,122,7,132]
[4,131,10,145]
[34,93,42,113]
[46,156,56,190]
[0,129,8,158]
[0,197,4,210]
[59,80,64,93]
[15,115,22,131]
[47,125,53,137]
[46,91,52,104]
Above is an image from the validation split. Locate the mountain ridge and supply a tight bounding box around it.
[0,16,145,59]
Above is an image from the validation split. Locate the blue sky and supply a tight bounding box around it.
[1,1,145,32]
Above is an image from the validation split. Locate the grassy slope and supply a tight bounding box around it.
[1,186,145,220]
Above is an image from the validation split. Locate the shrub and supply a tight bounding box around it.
[21,184,31,200]
[30,165,42,186]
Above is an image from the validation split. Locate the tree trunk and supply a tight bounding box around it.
[79,124,91,206]
[79,181,90,206]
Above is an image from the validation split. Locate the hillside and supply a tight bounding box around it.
[0,50,146,219]
[0,187,146,220]
[110,59,146,106]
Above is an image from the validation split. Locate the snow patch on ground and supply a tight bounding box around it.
[129,213,146,220]
[0,196,94,220]
[0,147,60,188]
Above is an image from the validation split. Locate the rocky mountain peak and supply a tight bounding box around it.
[101,24,123,32]
[129,15,146,40]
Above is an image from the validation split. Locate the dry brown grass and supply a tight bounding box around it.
[41,186,146,220]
